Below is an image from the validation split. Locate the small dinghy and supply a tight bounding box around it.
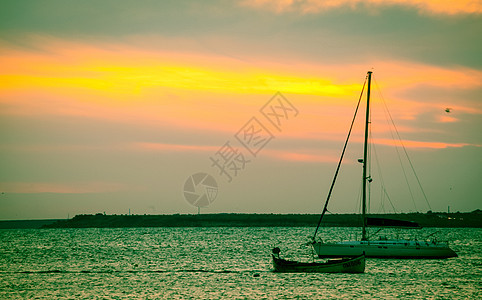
[271,247,365,273]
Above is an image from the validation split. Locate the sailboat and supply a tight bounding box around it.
[311,71,457,259]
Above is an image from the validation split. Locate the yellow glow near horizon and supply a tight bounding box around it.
[2,40,481,148]
[0,48,361,99]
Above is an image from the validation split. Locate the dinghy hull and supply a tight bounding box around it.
[272,253,365,273]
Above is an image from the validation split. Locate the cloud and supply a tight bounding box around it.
[241,0,482,15]
[133,142,218,153]
[263,149,340,163]
[132,141,341,163]
[0,181,134,194]
[0,36,362,98]
[438,115,458,123]
[372,138,476,149]
[2,36,480,102]
[1,36,481,150]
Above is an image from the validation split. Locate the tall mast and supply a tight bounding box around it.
[362,71,372,241]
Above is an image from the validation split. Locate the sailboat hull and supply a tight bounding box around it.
[312,240,457,259]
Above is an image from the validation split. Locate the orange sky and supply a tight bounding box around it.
[242,0,482,15]
[2,37,481,144]
[1,1,481,218]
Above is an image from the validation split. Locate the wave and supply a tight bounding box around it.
[3,269,267,275]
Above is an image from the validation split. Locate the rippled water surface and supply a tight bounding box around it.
[0,227,480,299]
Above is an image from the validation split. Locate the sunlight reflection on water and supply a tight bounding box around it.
[0,227,480,299]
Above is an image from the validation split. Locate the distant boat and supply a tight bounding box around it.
[271,247,365,273]
[311,71,457,259]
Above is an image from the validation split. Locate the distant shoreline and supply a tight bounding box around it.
[1,211,480,229]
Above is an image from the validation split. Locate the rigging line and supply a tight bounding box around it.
[370,110,397,213]
[373,78,432,211]
[379,188,384,213]
[383,186,397,213]
[377,184,383,213]
[378,85,418,211]
[368,105,372,214]
[312,76,367,240]
[370,117,398,213]
[356,175,363,214]
[370,123,383,214]
[371,132,384,212]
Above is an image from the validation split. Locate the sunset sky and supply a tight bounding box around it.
[1,0,481,220]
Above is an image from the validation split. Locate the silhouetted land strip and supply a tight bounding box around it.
[1,211,480,229]
[34,211,481,229]
[0,219,61,229]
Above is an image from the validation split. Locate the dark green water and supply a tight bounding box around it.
[0,227,480,299]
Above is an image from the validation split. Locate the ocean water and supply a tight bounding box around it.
[0,227,480,299]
